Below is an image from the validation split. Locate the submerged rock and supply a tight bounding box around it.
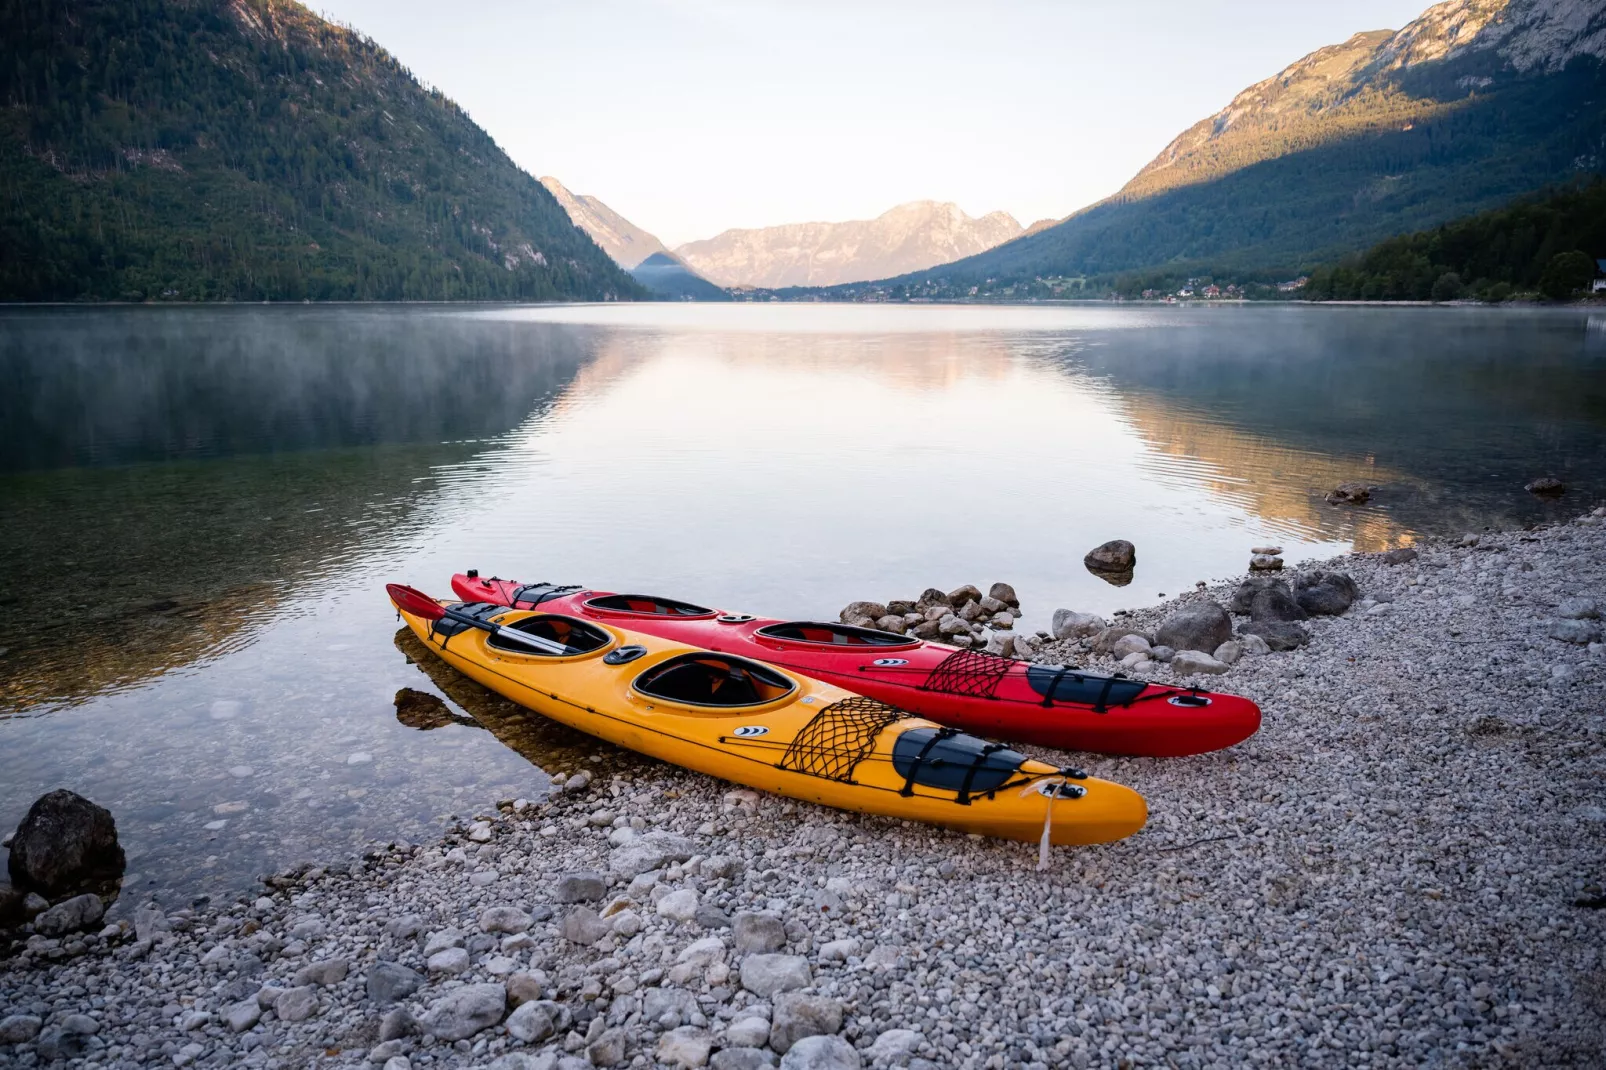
[1525,476,1566,496]
[1324,482,1374,505]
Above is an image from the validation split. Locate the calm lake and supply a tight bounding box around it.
[2,302,1603,908]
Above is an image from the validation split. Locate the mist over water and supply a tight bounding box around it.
[1,302,1602,908]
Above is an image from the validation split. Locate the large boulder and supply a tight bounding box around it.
[1083,540,1136,571]
[838,601,887,625]
[1051,609,1106,640]
[914,588,951,612]
[1238,621,1310,650]
[420,983,507,1041]
[33,893,105,936]
[946,585,982,607]
[1154,602,1232,655]
[1293,571,1360,616]
[1226,577,1308,622]
[987,582,1019,608]
[8,790,125,897]
[770,992,845,1053]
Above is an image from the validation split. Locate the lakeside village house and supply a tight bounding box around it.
[1139,278,1296,301]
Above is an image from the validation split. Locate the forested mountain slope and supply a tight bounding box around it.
[881,0,1606,290]
[0,0,643,301]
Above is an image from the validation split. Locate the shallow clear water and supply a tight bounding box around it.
[2,302,1602,908]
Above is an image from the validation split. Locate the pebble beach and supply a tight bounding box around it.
[2,511,1604,1070]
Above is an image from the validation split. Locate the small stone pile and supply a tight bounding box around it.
[838,583,1043,660]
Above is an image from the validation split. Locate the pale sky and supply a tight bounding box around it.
[313,0,1433,247]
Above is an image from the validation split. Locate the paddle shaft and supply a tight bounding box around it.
[437,605,570,655]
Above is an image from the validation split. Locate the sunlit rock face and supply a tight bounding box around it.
[673,202,1023,289]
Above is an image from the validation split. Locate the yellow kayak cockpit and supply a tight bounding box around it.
[394,596,1148,848]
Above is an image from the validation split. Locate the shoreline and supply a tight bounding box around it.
[2,513,1604,1068]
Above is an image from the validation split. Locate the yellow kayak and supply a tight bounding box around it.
[389,589,1147,847]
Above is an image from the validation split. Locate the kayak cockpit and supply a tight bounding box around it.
[585,594,718,619]
[755,622,918,648]
[486,615,611,656]
[634,654,795,708]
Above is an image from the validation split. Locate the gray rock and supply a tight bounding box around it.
[1154,601,1232,655]
[873,615,907,634]
[915,588,950,611]
[1237,633,1271,656]
[420,982,507,1041]
[1548,619,1604,645]
[1557,597,1601,620]
[982,631,1014,657]
[694,903,731,929]
[1228,576,1308,622]
[274,986,320,1023]
[732,911,787,953]
[657,1026,714,1068]
[423,927,465,955]
[426,947,470,975]
[1171,650,1230,676]
[6,789,125,898]
[586,1027,628,1067]
[779,1035,861,1070]
[987,582,1019,607]
[1092,625,1150,655]
[379,1008,419,1043]
[384,914,425,939]
[1084,539,1136,571]
[1213,640,1243,665]
[609,831,695,878]
[554,872,607,902]
[1382,547,1419,565]
[869,1029,922,1059]
[506,972,546,1007]
[487,1054,558,1070]
[1111,634,1151,659]
[480,905,532,933]
[769,992,844,1054]
[1148,644,1175,662]
[1238,621,1310,650]
[33,892,105,936]
[59,1014,98,1035]
[656,888,699,921]
[1525,476,1566,495]
[367,961,424,1005]
[739,953,811,997]
[712,1048,776,1070]
[504,1000,555,1043]
[643,986,697,1027]
[292,957,349,986]
[839,601,888,625]
[0,1015,42,1044]
[561,906,612,945]
[725,1017,771,1047]
[222,999,262,1033]
[1294,570,1360,615]
[1325,481,1373,504]
[1051,609,1105,640]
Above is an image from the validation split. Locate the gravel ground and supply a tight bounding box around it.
[2,513,1604,1070]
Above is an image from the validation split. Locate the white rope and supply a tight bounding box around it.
[1021,776,1065,871]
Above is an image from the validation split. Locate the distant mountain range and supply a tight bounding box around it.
[675,201,1024,288]
[627,253,731,301]
[539,176,670,269]
[0,0,642,302]
[869,0,1606,292]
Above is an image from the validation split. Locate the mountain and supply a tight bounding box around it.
[1305,178,1606,300]
[539,176,670,269]
[0,0,643,302]
[875,0,1606,292]
[674,201,1024,288]
[628,252,731,301]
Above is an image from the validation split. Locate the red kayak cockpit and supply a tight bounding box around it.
[583,593,720,619]
[754,621,920,649]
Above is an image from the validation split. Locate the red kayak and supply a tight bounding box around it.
[445,573,1260,757]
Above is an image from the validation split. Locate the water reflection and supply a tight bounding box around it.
[2,303,1603,909]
